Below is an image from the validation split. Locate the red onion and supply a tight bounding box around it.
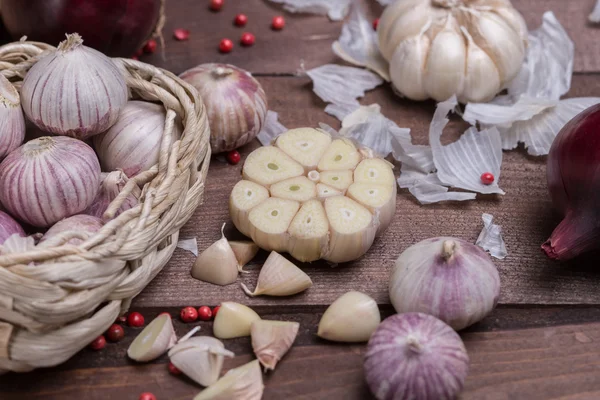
[1,0,163,58]
[0,136,101,228]
[83,171,139,220]
[41,215,103,246]
[364,313,469,400]
[0,75,25,159]
[543,103,600,260]
[0,211,25,244]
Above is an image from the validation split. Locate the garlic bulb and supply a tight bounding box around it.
[241,251,312,297]
[390,237,501,331]
[0,74,25,159]
[251,320,299,371]
[83,171,140,221]
[229,127,396,263]
[229,240,259,272]
[180,63,268,154]
[191,223,239,286]
[93,101,181,178]
[378,0,528,103]
[40,214,103,246]
[213,302,261,339]
[0,136,101,227]
[0,211,24,244]
[127,313,177,362]
[21,33,127,139]
[364,312,469,400]
[168,336,234,387]
[194,360,264,400]
[317,291,381,343]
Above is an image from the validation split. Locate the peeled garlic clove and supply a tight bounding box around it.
[287,200,329,262]
[275,127,332,171]
[0,75,25,160]
[347,183,396,235]
[353,158,396,187]
[251,320,300,371]
[269,176,316,202]
[191,223,239,286]
[194,360,264,400]
[213,302,261,339]
[316,183,343,201]
[319,170,353,192]
[229,241,259,273]
[317,291,381,343]
[390,237,501,331]
[241,251,312,297]
[317,139,362,171]
[168,336,234,387]
[127,313,177,362]
[229,180,270,237]
[248,197,299,252]
[242,146,304,187]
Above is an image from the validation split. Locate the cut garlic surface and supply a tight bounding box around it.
[251,320,300,371]
[229,240,259,272]
[242,251,312,296]
[127,314,177,362]
[194,359,264,400]
[213,302,261,339]
[230,127,396,263]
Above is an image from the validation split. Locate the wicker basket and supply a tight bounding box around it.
[0,40,211,373]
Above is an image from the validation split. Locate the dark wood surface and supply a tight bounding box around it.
[3,0,600,399]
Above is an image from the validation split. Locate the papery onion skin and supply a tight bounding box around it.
[0,136,101,228]
[0,211,25,244]
[364,313,469,400]
[0,75,25,160]
[93,101,180,177]
[83,171,139,220]
[179,63,268,153]
[40,214,103,245]
[21,33,128,140]
[543,103,600,260]
[390,237,500,331]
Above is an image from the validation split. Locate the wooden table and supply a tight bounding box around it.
[3,0,600,399]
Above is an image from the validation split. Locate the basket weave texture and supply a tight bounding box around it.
[0,40,211,372]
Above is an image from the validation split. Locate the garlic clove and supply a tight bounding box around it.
[251,320,300,371]
[242,146,304,187]
[229,240,259,273]
[390,33,431,101]
[347,183,396,235]
[319,170,353,192]
[248,197,299,252]
[316,183,343,201]
[0,74,25,160]
[287,200,330,262]
[191,223,239,286]
[213,302,261,339]
[317,139,362,171]
[241,251,312,297]
[377,0,431,60]
[353,158,396,187]
[229,180,270,237]
[323,196,378,263]
[459,27,502,103]
[194,359,264,400]
[269,176,317,203]
[168,336,234,387]
[494,6,529,45]
[127,313,177,362]
[275,127,332,171]
[317,291,381,343]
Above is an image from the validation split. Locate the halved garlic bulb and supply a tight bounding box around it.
[127,313,177,362]
[251,320,299,371]
[229,128,396,263]
[378,0,528,103]
[241,251,312,297]
[194,360,264,400]
[191,223,239,286]
[213,302,261,339]
[229,240,259,273]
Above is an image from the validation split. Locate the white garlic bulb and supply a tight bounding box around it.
[378,0,528,103]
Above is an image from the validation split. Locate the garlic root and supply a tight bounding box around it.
[251,320,299,371]
[191,223,238,286]
[213,302,261,339]
[241,251,312,297]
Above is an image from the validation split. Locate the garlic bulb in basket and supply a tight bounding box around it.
[83,171,139,220]
[0,74,25,159]
[180,63,268,153]
[0,211,24,244]
[20,33,127,140]
[229,127,396,263]
[40,215,103,246]
[378,0,528,103]
[0,136,101,227]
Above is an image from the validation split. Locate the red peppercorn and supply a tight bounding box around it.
[481,172,495,185]
[106,324,125,342]
[226,150,241,165]
[240,32,255,47]
[173,28,190,41]
[89,335,106,350]
[128,312,145,328]
[210,0,223,11]
[139,393,156,400]
[212,305,220,317]
[219,38,234,53]
[198,306,213,321]
[168,362,182,375]
[272,16,285,30]
[234,14,248,27]
[143,39,157,54]
[373,18,380,30]
[180,306,198,322]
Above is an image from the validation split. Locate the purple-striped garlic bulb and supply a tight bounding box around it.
[41,214,103,245]
[390,237,500,331]
[20,33,127,140]
[83,170,140,220]
[0,210,24,244]
[364,313,469,400]
[93,101,181,177]
[0,136,101,227]
[0,75,25,159]
[179,63,268,153]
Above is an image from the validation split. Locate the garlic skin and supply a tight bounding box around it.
[213,302,261,339]
[191,223,239,286]
[378,0,528,103]
[365,312,469,400]
[229,240,259,272]
[390,237,501,331]
[194,360,264,400]
[40,214,103,246]
[241,251,312,297]
[127,314,177,362]
[317,291,381,343]
[168,337,234,387]
[180,63,268,154]
[21,33,127,140]
[251,320,299,371]
[0,74,25,159]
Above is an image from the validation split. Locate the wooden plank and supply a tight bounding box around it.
[139,0,600,76]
